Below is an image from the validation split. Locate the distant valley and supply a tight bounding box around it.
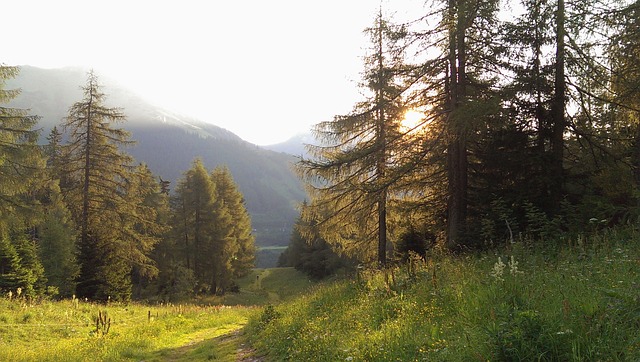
[8,66,307,253]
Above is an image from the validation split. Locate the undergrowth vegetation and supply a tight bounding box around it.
[247,228,640,361]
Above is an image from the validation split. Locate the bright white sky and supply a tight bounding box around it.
[4,0,424,145]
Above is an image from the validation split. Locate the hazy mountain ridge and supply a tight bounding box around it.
[7,66,305,247]
[263,132,315,158]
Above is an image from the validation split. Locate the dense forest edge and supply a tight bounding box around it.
[1,68,256,302]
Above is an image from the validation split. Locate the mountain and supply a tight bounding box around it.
[263,132,315,158]
[7,66,306,248]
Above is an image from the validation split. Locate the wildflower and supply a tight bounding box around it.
[490,257,505,281]
[508,256,524,276]
[556,329,573,335]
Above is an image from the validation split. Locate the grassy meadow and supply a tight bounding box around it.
[0,299,253,361]
[0,267,313,361]
[247,228,640,361]
[1,232,639,361]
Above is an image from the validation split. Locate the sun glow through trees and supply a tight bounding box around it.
[400,109,426,134]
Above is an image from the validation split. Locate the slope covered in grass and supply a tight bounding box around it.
[247,229,640,361]
[0,267,314,361]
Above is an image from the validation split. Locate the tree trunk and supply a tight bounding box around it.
[375,12,388,266]
[446,0,468,249]
[633,123,640,197]
[81,81,93,247]
[550,0,566,211]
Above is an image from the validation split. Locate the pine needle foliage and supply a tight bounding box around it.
[298,12,408,265]
[61,71,160,301]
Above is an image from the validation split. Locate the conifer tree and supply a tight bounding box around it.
[299,11,407,264]
[211,166,255,279]
[0,65,44,231]
[36,126,80,297]
[0,236,22,291]
[61,71,155,301]
[37,181,79,297]
[0,65,47,295]
[279,203,352,279]
[614,2,640,192]
[396,0,503,248]
[171,159,233,294]
[125,164,168,297]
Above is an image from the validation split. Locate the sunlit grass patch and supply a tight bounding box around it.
[0,299,256,361]
[247,229,640,361]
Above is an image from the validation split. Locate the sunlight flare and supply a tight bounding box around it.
[400,109,426,133]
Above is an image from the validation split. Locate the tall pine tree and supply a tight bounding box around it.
[61,71,157,301]
[298,11,407,265]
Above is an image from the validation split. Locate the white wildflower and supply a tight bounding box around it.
[491,257,506,281]
[508,256,524,276]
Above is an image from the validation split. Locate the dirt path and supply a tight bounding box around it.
[234,331,265,362]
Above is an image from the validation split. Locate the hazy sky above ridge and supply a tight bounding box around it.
[4,0,424,145]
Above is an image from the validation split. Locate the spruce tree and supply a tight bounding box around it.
[0,65,44,231]
[0,236,22,292]
[37,181,79,297]
[0,65,47,295]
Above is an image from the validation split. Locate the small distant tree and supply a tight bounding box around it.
[279,205,352,279]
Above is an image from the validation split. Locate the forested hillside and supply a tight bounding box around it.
[7,66,305,247]
[1,68,258,301]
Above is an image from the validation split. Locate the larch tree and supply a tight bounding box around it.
[171,159,236,294]
[399,0,503,248]
[125,164,168,298]
[211,166,255,279]
[298,11,407,265]
[61,71,157,301]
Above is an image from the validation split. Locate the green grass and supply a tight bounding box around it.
[246,228,640,361]
[258,246,288,251]
[199,267,315,306]
[0,267,314,361]
[0,300,256,361]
